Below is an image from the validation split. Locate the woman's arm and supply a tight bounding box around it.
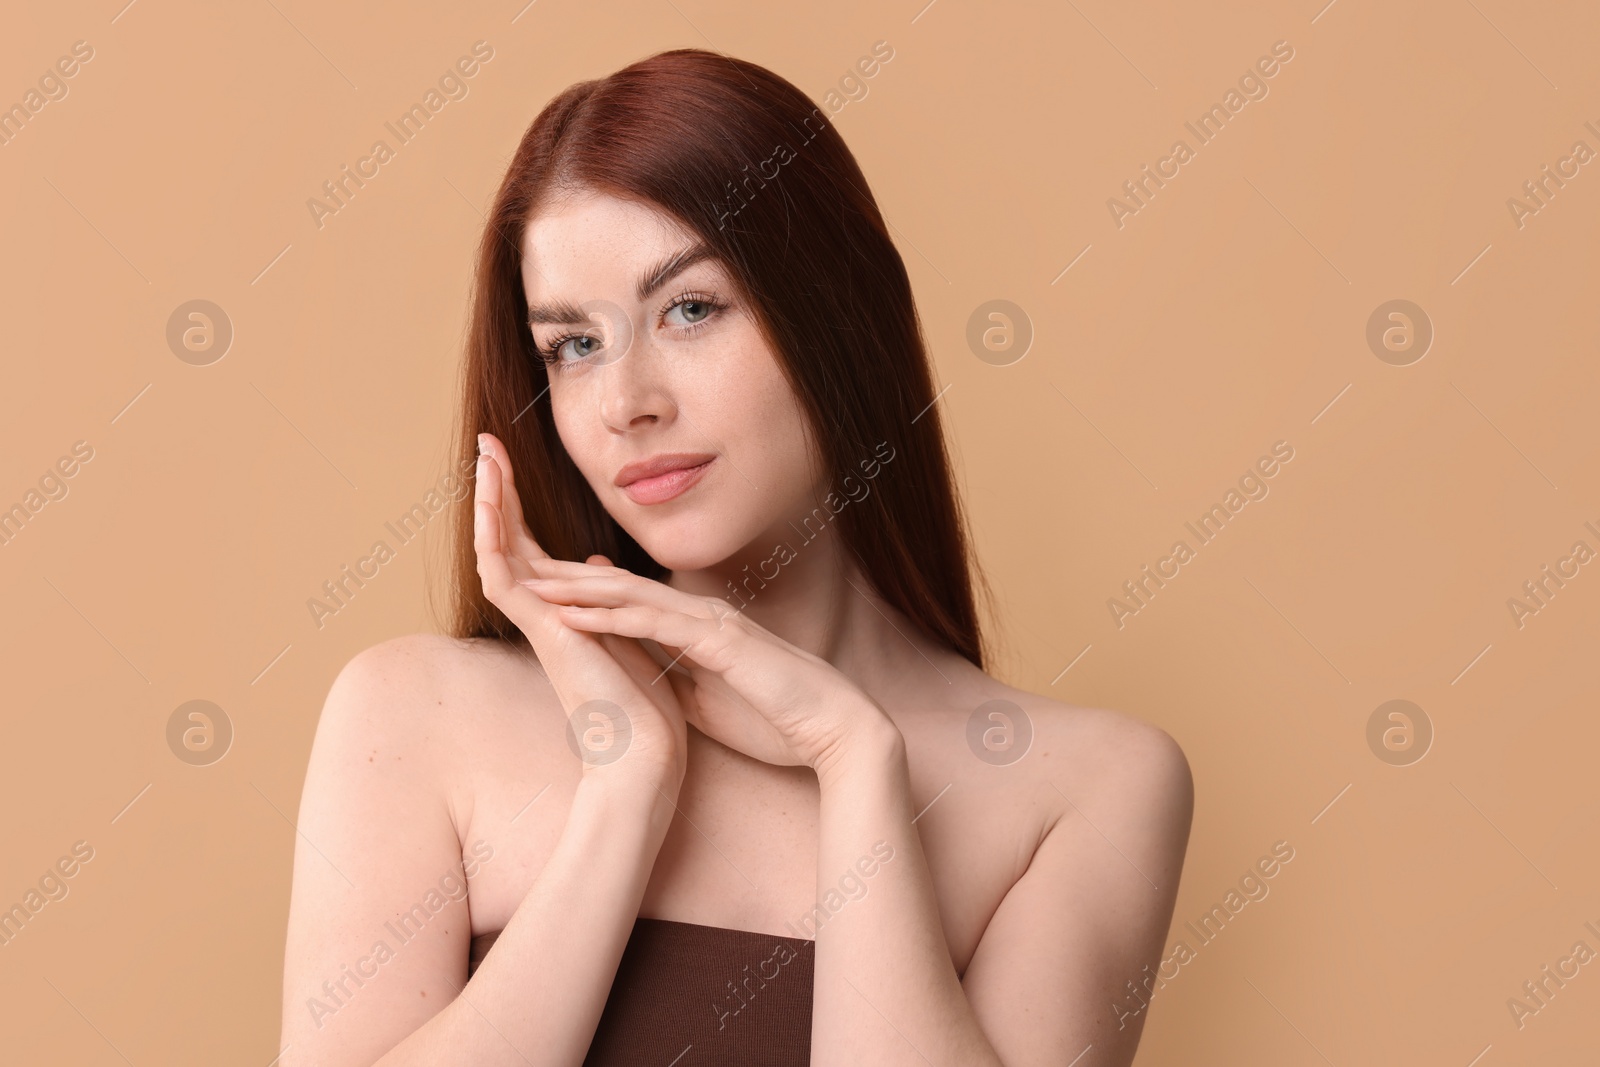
[370,776,679,1066]
[516,562,1194,1064]
[809,711,1193,1067]
[276,641,681,1067]
[807,720,994,1064]
[280,435,693,1065]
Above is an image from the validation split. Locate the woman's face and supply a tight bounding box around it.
[520,189,822,573]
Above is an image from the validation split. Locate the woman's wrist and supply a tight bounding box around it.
[573,765,683,840]
[814,704,906,793]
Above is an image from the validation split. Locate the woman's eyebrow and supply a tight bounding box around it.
[525,242,720,328]
[635,242,717,303]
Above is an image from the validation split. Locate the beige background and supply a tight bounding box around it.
[2,0,1597,1063]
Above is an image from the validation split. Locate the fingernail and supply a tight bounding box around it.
[477,433,488,456]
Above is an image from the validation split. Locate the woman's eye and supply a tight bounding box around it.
[541,296,715,367]
[553,335,600,362]
[667,300,711,326]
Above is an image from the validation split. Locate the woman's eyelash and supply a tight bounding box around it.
[534,291,725,369]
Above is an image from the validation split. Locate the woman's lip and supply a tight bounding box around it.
[621,457,714,505]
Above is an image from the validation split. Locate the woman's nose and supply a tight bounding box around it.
[595,328,673,432]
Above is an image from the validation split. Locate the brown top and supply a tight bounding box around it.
[467,917,814,1065]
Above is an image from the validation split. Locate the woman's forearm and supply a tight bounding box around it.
[810,727,1003,1066]
[374,774,677,1067]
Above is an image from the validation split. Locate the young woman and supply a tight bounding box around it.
[279,47,1192,1067]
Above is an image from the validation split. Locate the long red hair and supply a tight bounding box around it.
[442,47,990,669]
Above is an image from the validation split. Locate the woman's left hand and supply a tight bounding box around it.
[518,557,899,773]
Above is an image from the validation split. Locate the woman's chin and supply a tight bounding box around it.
[617,502,777,574]
[626,526,743,574]
[639,543,734,574]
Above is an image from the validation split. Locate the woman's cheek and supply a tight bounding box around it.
[551,402,610,496]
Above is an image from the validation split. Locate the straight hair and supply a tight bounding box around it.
[445,47,989,669]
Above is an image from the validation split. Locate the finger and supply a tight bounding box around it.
[520,564,707,602]
[476,487,691,727]
[473,497,516,593]
[525,574,727,619]
[527,557,631,579]
[554,604,733,668]
[475,449,504,551]
[475,527,667,711]
[479,432,549,562]
[477,444,539,582]
[473,492,549,623]
[478,453,526,578]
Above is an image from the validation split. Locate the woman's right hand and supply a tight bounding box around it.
[474,432,688,795]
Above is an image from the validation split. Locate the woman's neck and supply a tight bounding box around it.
[666,525,945,697]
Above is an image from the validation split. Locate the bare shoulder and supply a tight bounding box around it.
[327,631,541,704]
[965,674,1193,878]
[885,664,1192,969]
[282,634,563,1060]
[903,664,1189,792]
[322,632,555,734]
[986,682,1195,885]
[899,665,1192,847]
[311,633,567,825]
[1017,687,1191,797]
